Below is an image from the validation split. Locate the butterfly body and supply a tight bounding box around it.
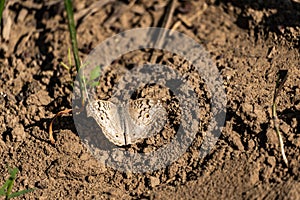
[86,99,167,146]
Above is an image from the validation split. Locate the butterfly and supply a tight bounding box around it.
[86,98,167,146]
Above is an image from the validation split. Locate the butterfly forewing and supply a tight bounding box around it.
[86,100,126,146]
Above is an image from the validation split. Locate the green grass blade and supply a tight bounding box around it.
[6,168,18,197]
[64,0,85,105]
[64,0,80,70]
[8,168,18,179]
[0,0,5,27]
[0,179,11,195]
[0,167,34,199]
[7,188,35,199]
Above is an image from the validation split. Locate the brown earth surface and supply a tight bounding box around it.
[0,0,300,199]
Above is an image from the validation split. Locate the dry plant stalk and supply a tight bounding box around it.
[272,70,289,166]
[49,109,73,144]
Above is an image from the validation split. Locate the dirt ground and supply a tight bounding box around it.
[0,0,299,199]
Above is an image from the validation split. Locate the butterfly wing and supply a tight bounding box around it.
[86,100,126,146]
[125,99,167,144]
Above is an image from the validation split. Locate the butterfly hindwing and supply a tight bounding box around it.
[125,99,167,144]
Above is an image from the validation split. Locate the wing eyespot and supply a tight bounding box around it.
[100,114,105,121]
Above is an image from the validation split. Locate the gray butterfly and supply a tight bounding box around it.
[86,99,167,146]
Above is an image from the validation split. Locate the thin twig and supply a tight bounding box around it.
[272,70,289,166]
[272,104,288,166]
[104,0,136,28]
[74,0,114,22]
[49,109,73,144]
[170,2,208,32]
[150,0,177,63]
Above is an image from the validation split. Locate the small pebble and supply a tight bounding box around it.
[241,102,253,113]
[148,176,160,188]
[12,124,26,141]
